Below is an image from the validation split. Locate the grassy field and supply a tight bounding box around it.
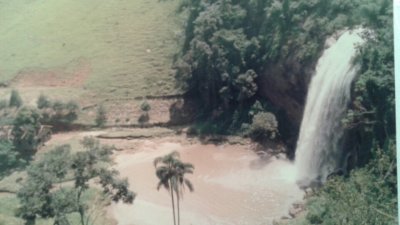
[0,0,183,102]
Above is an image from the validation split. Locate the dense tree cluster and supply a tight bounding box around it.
[11,107,42,154]
[37,95,79,129]
[17,137,135,225]
[175,0,368,125]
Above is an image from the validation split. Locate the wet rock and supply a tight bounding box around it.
[280,215,291,220]
[275,153,287,160]
[258,62,311,128]
[289,207,303,218]
[296,177,323,191]
[292,200,305,210]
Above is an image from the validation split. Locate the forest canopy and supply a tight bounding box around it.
[172,0,396,223]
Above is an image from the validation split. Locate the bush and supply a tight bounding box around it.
[0,99,8,110]
[0,140,21,176]
[36,94,51,109]
[140,100,151,112]
[12,107,42,155]
[138,100,151,125]
[299,140,397,225]
[9,89,23,108]
[138,113,149,125]
[38,100,79,128]
[95,104,107,127]
[248,112,278,141]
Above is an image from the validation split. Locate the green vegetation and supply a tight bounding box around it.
[95,104,107,128]
[247,112,278,141]
[154,151,194,225]
[293,141,397,225]
[138,100,151,125]
[0,99,8,110]
[345,0,395,166]
[173,0,396,223]
[9,90,23,108]
[0,140,21,177]
[0,0,395,224]
[173,0,394,138]
[289,0,394,224]
[0,0,181,99]
[12,107,42,155]
[140,100,151,112]
[17,137,135,225]
[37,94,52,109]
[174,0,369,127]
[37,96,79,129]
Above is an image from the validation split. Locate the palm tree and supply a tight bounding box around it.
[174,161,194,225]
[154,151,194,225]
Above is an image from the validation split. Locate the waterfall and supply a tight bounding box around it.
[295,29,365,186]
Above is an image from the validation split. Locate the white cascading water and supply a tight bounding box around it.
[295,29,365,186]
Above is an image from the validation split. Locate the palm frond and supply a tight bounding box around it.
[157,180,169,190]
[155,166,169,179]
[169,151,180,158]
[184,179,194,192]
[153,157,163,167]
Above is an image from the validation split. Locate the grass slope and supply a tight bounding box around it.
[0,0,182,100]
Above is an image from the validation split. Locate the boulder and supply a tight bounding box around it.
[289,207,303,218]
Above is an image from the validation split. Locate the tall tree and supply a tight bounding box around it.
[154,151,194,225]
[17,138,135,225]
[9,89,23,108]
[174,160,194,225]
[12,107,42,156]
[95,104,107,127]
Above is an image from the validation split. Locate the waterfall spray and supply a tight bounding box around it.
[295,29,365,187]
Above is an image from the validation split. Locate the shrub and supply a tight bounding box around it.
[64,101,79,122]
[37,94,51,109]
[295,140,398,225]
[0,140,20,175]
[12,107,42,155]
[0,99,8,110]
[39,100,79,128]
[140,100,151,112]
[95,104,107,127]
[138,100,151,125]
[248,112,278,141]
[138,113,149,125]
[9,89,23,108]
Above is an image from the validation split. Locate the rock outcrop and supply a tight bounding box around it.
[258,60,314,154]
[258,61,312,128]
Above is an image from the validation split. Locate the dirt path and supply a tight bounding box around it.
[105,137,303,225]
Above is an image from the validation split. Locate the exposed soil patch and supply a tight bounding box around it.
[13,57,91,88]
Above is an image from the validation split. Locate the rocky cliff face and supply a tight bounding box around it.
[258,59,314,153]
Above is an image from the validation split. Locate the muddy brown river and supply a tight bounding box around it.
[105,137,303,225]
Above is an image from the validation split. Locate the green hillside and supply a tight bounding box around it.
[0,0,182,100]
